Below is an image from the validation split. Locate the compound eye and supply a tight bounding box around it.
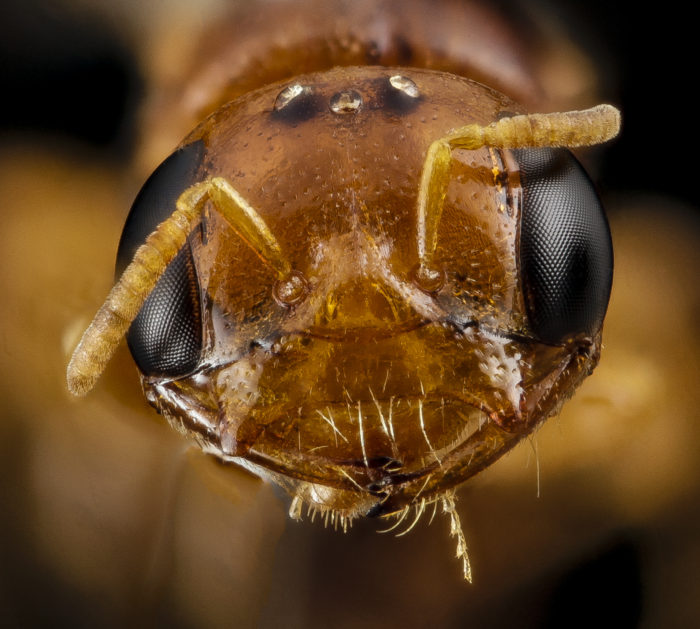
[515,148,613,345]
[116,140,205,377]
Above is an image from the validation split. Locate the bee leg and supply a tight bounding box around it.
[415,138,452,283]
[67,177,291,396]
[207,177,291,278]
[443,104,620,151]
[414,104,619,288]
[67,182,211,396]
[441,490,473,583]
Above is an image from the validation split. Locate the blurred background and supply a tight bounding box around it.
[1,1,698,627]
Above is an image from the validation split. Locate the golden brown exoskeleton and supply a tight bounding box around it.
[66,0,619,581]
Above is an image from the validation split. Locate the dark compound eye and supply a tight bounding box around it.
[515,148,613,345]
[116,140,205,377]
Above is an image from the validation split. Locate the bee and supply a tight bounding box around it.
[66,0,618,582]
